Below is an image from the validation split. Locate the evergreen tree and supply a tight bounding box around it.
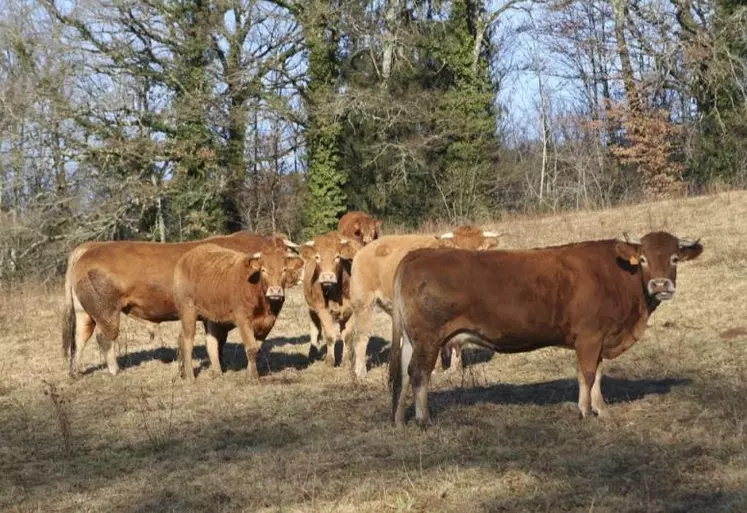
[302,0,347,237]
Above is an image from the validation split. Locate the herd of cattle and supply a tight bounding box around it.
[61,211,703,426]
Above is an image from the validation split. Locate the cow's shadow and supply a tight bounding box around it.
[84,336,312,376]
[414,376,691,421]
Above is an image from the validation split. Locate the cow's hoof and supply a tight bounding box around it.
[354,364,367,381]
[592,407,608,419]
[415,418,432,430]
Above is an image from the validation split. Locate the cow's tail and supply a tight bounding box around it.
[61,246,85,365]
[389,267,409,423]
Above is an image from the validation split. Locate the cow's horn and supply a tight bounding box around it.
[303,240,315,247]
[283,239,300,249]
[482,230,500,238]
[252,252,261,259]
[438,232,454,239]
[340,238,350,244]
[620,232,641,245]
[678,238,700,248]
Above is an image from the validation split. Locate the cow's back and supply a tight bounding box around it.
[350,235,442,311]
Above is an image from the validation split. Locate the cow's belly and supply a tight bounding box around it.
[122,286,178,323]
[445,328,567,354]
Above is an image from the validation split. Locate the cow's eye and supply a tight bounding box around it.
[314,254,320,262]
[639,255,648,266]
[670,255,679,266]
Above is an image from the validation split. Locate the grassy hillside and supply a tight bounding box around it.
[1,191,746,512]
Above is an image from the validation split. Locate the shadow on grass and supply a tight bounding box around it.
[82,336,314,377]
[5,368,744,513]
[424,376,691,418]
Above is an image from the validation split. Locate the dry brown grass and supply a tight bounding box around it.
[2,191,747,512]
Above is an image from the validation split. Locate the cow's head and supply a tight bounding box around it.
[353,217,382,245]
[301,232,361,290]
[615,231,703,301]
[245,247,305,302]
[437,225,501,250]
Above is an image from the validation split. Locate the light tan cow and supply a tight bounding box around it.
[300,232,362,366]
[174,243,304,381]
[348,225,500,379]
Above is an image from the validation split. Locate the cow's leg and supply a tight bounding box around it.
[94,313,121,376]
[316,309,341,367]
[180,309,198,382]
[205,322,228,377]
[591,359,606,417]
[576,342,602,419]
[450,345,463,372]
[411,343,439,428]
[237,319,260,381]
[351,302,373,379]
[71,309,95,377]
[307,310,322,362]
[434,344,450,373]
[95,329,120,376]
[340,318,354,366]
[410,341,441,428]
[393,330,413,428]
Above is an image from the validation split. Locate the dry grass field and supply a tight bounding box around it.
[2,191,747,513]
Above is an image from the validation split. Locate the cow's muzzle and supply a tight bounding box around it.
[647,279,676,301]
[265,286,285,301]
[318,272,337,287]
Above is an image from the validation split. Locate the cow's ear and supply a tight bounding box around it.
[245,253,262,274]
[677,239,703,261]
[300,242,316,260]
[615,241,640,266]
[374,219,382,233]
[338,239,360,260]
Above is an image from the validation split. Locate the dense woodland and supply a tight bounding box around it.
[0,0,745,281]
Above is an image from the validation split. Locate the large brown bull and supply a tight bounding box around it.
[390,232,703,427]
[174,244,304,381]
[348,225,500,380]
[300,232,362,366]
[61,232,296,376]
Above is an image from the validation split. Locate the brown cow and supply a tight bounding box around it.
[338,211,382,245]
[390,232,703,427]
[174,243,304,381]
[300,232,362,366]
[61,232,297,377]
[348,225,500,379]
